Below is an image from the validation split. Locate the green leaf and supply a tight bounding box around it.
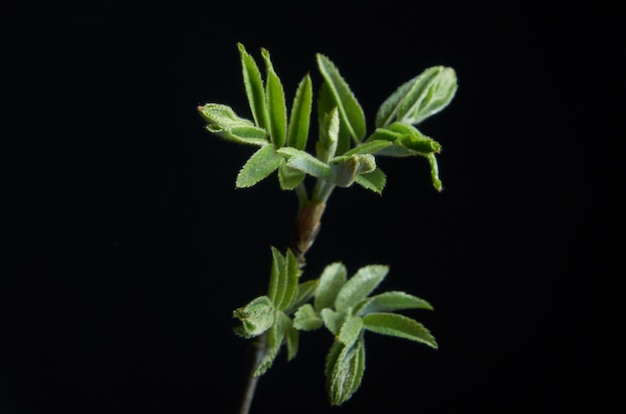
[399,66,457,125]
[354,168,386,194]
[277,147,333,181]
[367,126,403,143]
[335,265,389,312]
[236,144,283,188]
[356,291,434,316]
[197,104,267,145]
[316,107,340,163]
[238,43,268,130]
[287,73,313,150]
[368,122,441,155]
[293,304,324,331]
[362,313,438,349]
[343,140,392,156]
[320,308,346,335]
[427,152,443,192]
[314,262,348,312]
[255,311,290,376]
[318,81,351,156]
[375,73,421,128]
[291,279,319,310]
[286,324,299,361]
[329,154,376,187]
[277,248,299,311]
[267,246,285,306]
[350,339,365,401]
[391,122,440,151]
[337,315,363,347]
[232,296,275,338]
[324,341,342,382]
[367,142,415,157]
[326,337,366,406]
[391,123,441,154]
[375,66,457,127]
[262,48,287,147]
[277,161,306,190]
[316,53,366,144]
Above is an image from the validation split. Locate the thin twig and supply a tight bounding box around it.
[237,332,267,414]
[236,199,326,414]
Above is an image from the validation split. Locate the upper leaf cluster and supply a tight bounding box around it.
[198,43,457,195]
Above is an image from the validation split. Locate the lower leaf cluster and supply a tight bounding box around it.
[232,247,437,406]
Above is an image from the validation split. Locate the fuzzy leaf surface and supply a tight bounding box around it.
[398,66,457,125]
[343,140,392,156]
[321,308,346,335]
[197,104,267,145]
[278,161,306,190]
[427,152,443,192]
[238,43,268,130]
[293,304,324,331]
[236,144,282,188]
[316,53,366,143]
[354,168,386,194]
[368,122,441,155]
[277,248,299,311]
[254,311,290,376]
[267,246,285,306]
[356,291,433,316]
[292,279,319,310]
[286,324,299,361]
[287,73,313,150]
[318,82,351,155]
[337,315,363,347]
[335,265,389,312]
[277,147,333,181]
[362,312,438,349]
[326,338,366,406]
[375,65,457,127]
[262,48,287,147]
[232,296,275,338]
[329,154,376,187]
[314,262,348,311]
[316,107,340,163]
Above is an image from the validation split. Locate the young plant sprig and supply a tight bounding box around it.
[197,43,457,409]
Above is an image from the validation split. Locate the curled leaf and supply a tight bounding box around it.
[197,103,267,145]
[278,147,333,181]
[232,296,275,338]
[329,154,376,188]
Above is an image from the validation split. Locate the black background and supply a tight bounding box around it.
[2,1,623,413]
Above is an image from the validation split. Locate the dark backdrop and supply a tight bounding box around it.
[2,1,623,413]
